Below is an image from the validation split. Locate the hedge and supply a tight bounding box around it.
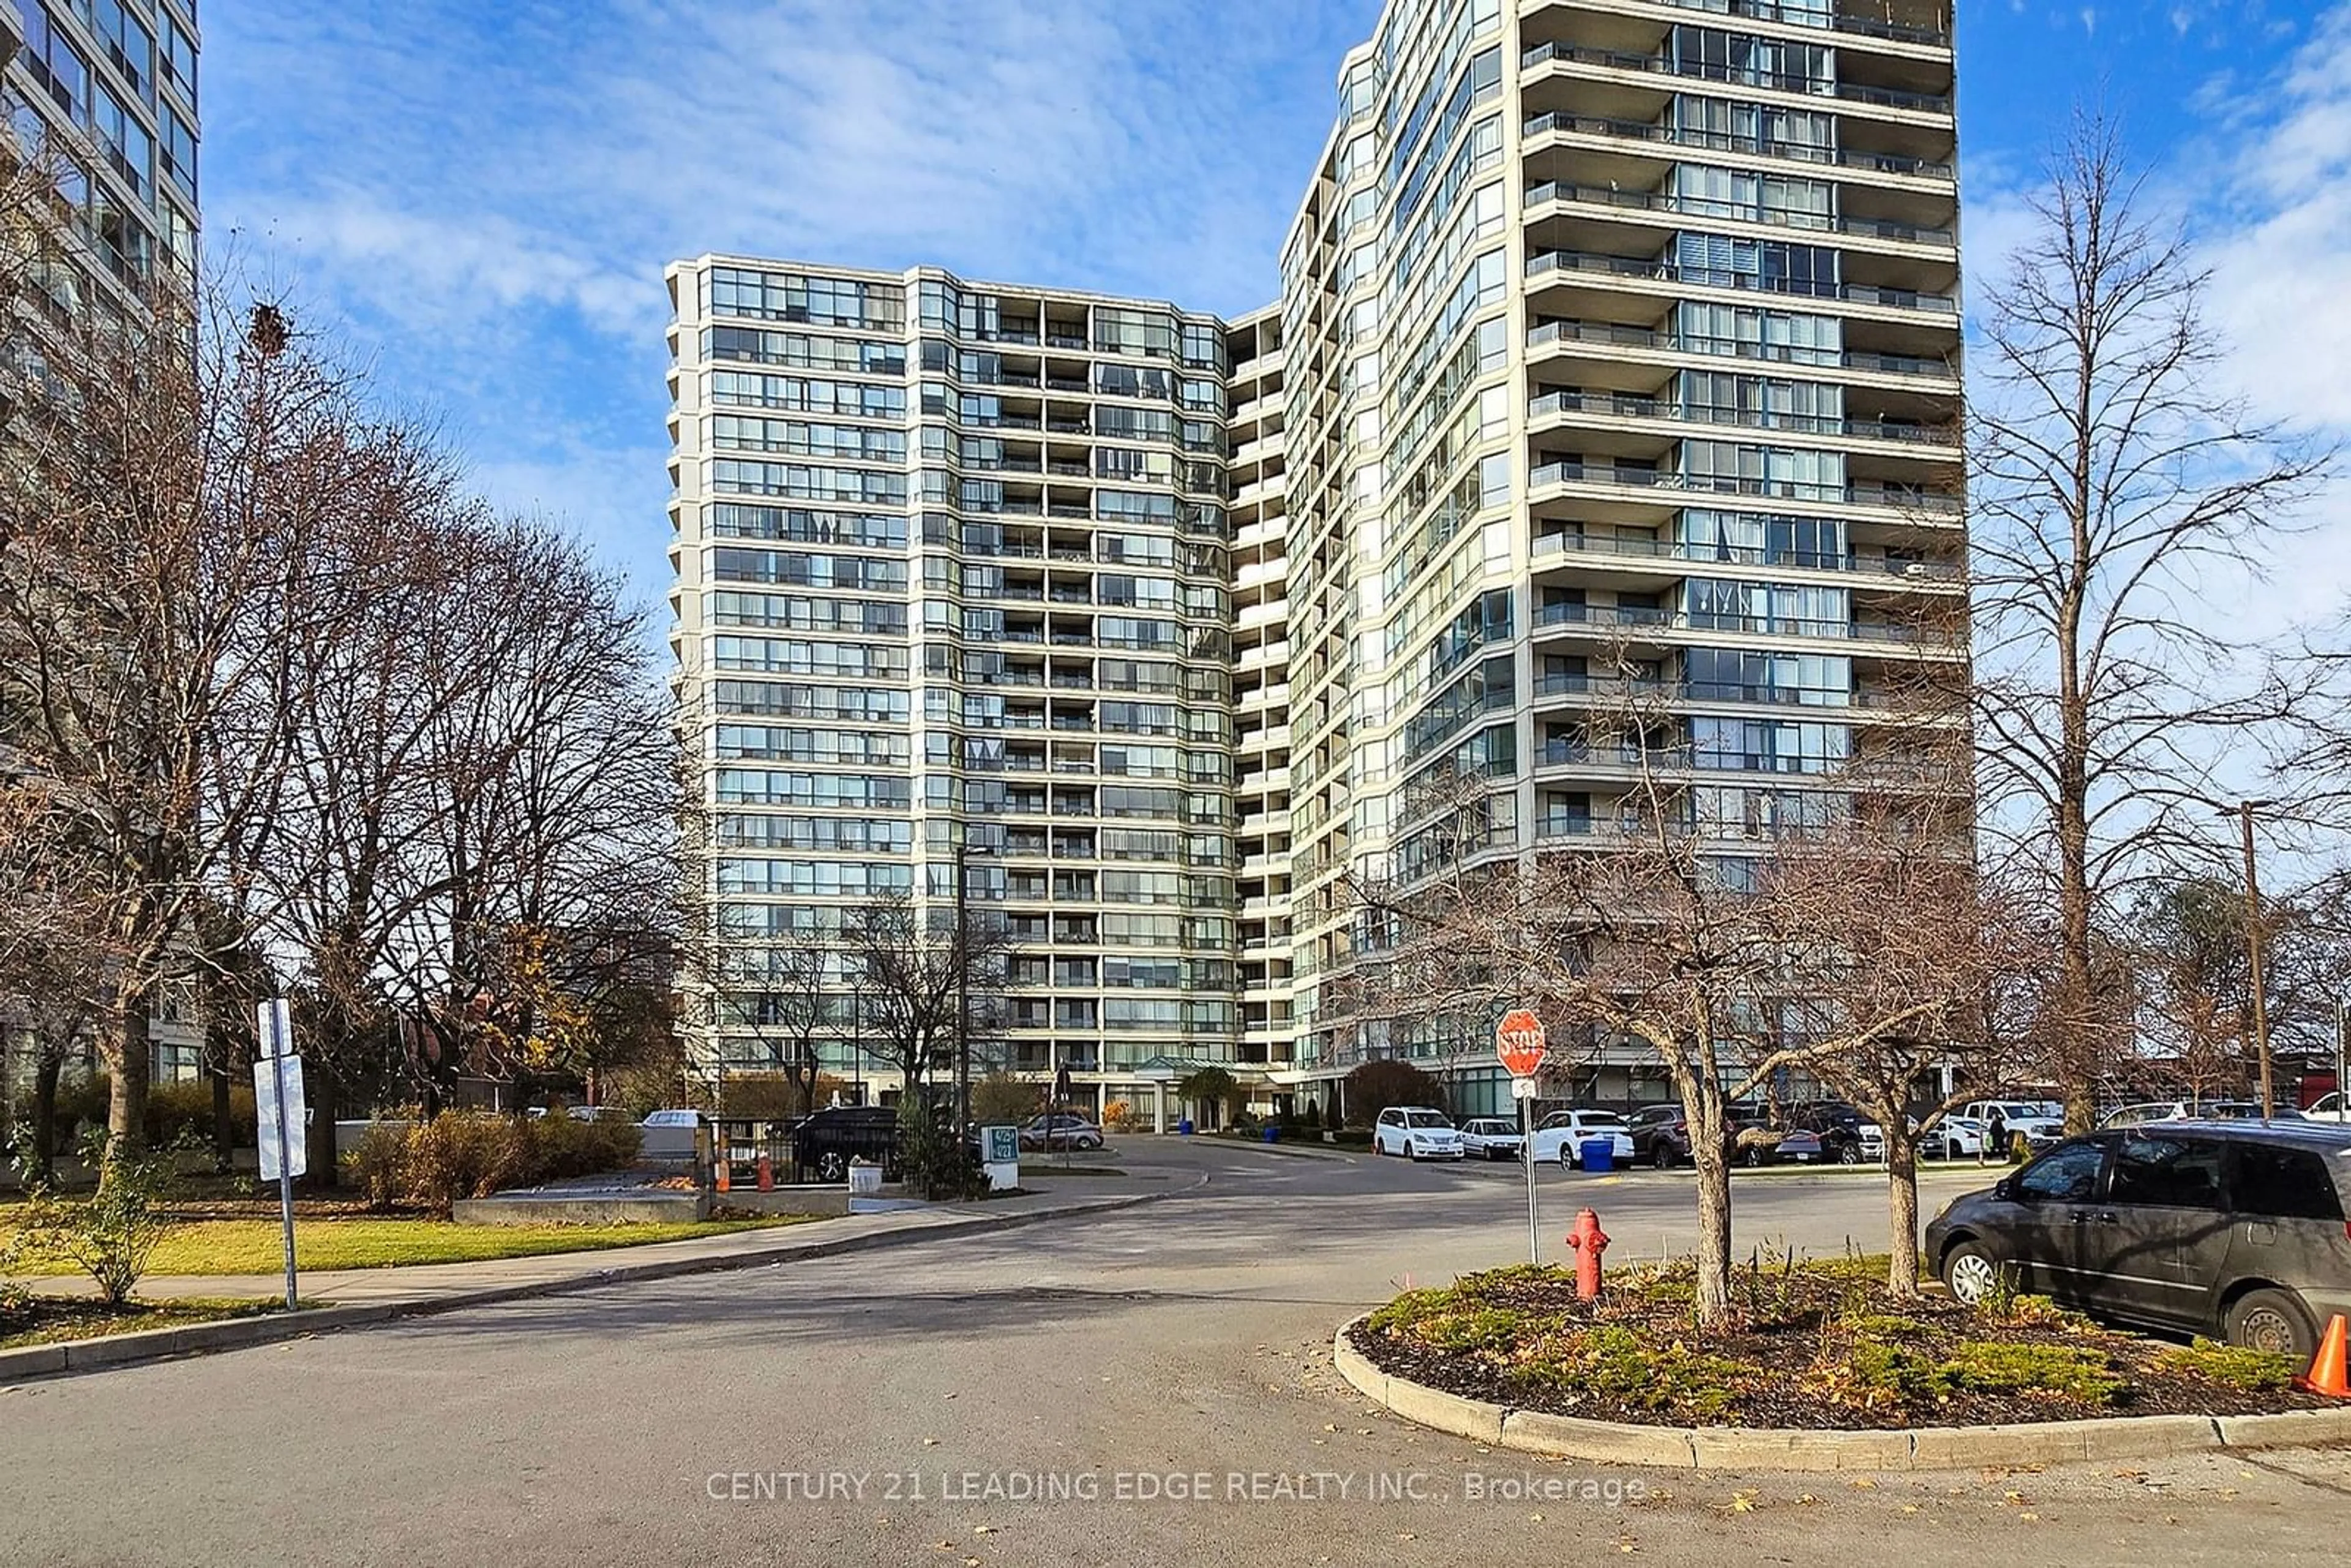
[347,1112,643,1217]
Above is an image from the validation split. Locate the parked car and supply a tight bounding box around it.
[793,1105,901,1183]
[1857,1114,1985,1162]
[1922,1115,1987,1159]
[1372,1106,1466,1161]
[2308,1092,2351,1125]
[566,1105,632,1123]
[636,1107,703,1161]
[2101,1100,2303,1129]
[1624,1105,1687,1168]
[1924,1120,2351,1360]
[1790,1101,1870,1164]
[1458,1117,1526,1161]
[1960,1098,2067,1154]
[1529,1109,1636,1168]
[1019,1113,1104,1151]
[1730,1103,1861,1167]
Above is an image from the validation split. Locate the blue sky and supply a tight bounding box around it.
[201,1,2351,620]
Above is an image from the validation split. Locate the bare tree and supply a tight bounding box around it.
[1770,819,2038,1294]
[0,285,424,1177]
[719,933,835,1116]
[1354,619,2001,1319]
[1969,112,2333,1131]
[364,521,682,1131]
[844,890,1010,1110]
[0,786,105,1182]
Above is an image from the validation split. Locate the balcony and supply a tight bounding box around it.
[1520,41,1952,118]
[1531,599,1936,646]
[1524,181,1954,249]
[1526,319,1956,382]
[1530,459,1962,516]
[1529,385,1958,447]
[1641,0,1952,50]
[1532,528,1964,580]
[1522,111,1954,182]
[1526,249,1956,316]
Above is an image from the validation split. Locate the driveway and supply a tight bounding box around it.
[3,1138,2343,1567]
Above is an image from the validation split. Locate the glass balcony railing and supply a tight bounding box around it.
[1644,0,1952,50]
[1524,181,1953,247]
[1523,111,1954,181]
[1528,383,1960,446]
[1529,459,1963,514]
[1526,318,1957,381]
[1531,528,1963,579]
[1525,248,1957,315]
[1520,40,1952,116]
[1529,599,1935,645]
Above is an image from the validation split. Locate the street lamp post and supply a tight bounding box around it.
[2221,800,2276,1122]
[850,981,864,1106]
[956,838,972,1135]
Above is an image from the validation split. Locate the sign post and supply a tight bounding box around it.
[1052,1062,1074,1165]
[1496,1008,1548,1266]
[253,999,305,1310]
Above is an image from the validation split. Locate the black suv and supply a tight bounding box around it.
[1628,1103,1770,1169]
[1924,1121,2351,1359]
[792,1105,899,1183]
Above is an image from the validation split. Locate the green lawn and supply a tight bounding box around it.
[9,1215,819,1277]
[0,1296,294,1351]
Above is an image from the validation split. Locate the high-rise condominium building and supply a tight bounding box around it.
[0,1,203,1095]
[669,0,1961,1119]
[7,0,200,304]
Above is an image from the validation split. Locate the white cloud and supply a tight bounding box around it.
[2199,7,2351,433]
[203,0,1373,589]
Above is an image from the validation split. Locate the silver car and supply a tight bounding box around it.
[1458,1117,1526,1161]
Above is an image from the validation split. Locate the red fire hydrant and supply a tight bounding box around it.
[1562,1207,1611,1300]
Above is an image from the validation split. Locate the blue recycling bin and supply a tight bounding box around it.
[1178,1118,1194,1136]
[1580,1136,1616,1174]
[1262,1125,1280,1143]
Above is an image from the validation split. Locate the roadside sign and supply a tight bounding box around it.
[254,1054,308,1180]
[983,1125,1019,1165]
[253,1008,306,1311]
[1496,1008,1548,1078]
[1511,1076,1538,1100]
[257,997,294,1059]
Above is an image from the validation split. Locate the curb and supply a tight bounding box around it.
[1333,1315,2351,1472]
[0,1179,1202,1386]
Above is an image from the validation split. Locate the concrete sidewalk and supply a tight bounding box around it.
[1,1170,1201,1381]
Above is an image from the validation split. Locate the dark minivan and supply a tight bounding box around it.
[1924,1121,2351,1359]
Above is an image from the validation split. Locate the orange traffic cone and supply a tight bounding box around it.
[2298,1314,2350,1398]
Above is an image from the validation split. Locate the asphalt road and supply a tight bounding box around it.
[5,1139,2348,1567]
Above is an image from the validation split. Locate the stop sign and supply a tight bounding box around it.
[1495,1008,1547,1078]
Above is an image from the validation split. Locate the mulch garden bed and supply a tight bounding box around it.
[1351,1259,2336,1430]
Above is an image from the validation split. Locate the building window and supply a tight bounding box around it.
[22,4,92,122]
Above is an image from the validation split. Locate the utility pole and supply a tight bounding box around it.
[2222,800,2276,1121]
[2336,998,2346,1122]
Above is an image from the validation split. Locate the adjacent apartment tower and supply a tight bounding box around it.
[668,0,1961,1120]
[1,0,203,1093]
